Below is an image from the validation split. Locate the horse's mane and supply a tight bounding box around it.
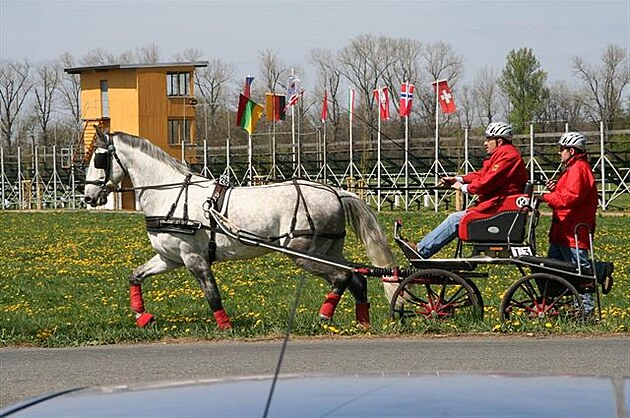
[112,132,190,175]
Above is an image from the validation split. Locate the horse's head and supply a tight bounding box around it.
[84,129,129,207]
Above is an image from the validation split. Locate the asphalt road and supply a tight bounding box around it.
[1,336,629,409]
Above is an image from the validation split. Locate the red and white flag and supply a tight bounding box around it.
[433,80,456,114]
[398,82,415,117]
[373,86,390,120]
[321,90,328,123]
[286,75,304,108]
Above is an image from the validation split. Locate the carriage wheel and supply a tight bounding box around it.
[390,269,483,322]
[500,273,584,321]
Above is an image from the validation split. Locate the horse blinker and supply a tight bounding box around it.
[94,152,109,169]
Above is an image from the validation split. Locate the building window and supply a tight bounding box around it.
[167,72,191,96]
[168,118,192,145]
[100,80,109,118]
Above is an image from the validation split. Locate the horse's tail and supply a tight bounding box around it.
[338,190,398,302]
[339,190,396,269]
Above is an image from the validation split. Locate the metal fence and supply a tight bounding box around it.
[2,123,628,211]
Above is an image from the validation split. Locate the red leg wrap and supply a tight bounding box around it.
[130,284,145,314]
[319,293,341,320]
[135,312,154,327]
[355,302,371,328]
[213,308,233,330]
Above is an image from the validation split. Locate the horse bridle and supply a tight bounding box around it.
[85,132,130,194]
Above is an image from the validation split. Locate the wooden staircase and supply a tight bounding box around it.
[79,119,107,163]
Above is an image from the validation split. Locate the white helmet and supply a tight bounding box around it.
[559,132,587,151]
[485,122,513,140]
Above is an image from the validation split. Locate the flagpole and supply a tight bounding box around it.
[404,112,409,210]
[291,105,296,176]
[376,88,382,211]
[323,119,327,183]
[297,107,302,177]
[272,115,277,180]
[248,132,253,185]
[349,87,354,183]
[434,80,440,213]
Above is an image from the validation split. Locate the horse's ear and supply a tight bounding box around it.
[94,125,108,149]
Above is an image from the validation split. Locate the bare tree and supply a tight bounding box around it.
[538,81,586,131]
[573,44,630,128]
[173,48,204,63]
[308,48,342,140]
[381,37,423,117]
[457,85,476,129]
[81,49,116,65]
[195,59,235,143]
[58,53,83,131]
[472,65,499,126]
[339,34,393,139]
[417,41,464,129]
[32,60,60,145]
[0,60,32,148]
[136,43,160,64]
[259,49,286,94]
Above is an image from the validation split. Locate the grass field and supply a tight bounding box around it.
[1,209,628,347]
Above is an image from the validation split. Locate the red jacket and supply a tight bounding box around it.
[462,143,528,213]
[542,154,597,250]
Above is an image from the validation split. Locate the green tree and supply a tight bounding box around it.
[498,48,548,133]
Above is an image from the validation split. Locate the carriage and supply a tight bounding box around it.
[83,129,614,329]
[389,184,615,323]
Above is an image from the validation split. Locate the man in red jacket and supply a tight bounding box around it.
[539,132,599,313]
[415,122,528,258]
[540,132,598,261]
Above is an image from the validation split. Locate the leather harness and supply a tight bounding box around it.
[145,177,345,264]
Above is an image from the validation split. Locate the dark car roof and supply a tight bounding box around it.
[1,372,627,417]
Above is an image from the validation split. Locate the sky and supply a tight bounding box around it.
[1,0,628,88]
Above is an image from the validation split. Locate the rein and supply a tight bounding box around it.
[87,133,345,255]
[114,179,210,193]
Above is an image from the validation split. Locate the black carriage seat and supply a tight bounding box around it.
[517,255,614,294]
[458,192,532,244]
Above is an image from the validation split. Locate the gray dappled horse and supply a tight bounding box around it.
[84,130,396,329]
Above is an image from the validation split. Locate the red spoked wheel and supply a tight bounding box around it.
[390,269,483,322]
[500,273,584,321]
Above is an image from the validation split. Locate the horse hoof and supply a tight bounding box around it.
[213,308,233,330]
[136,312,155,327]
[218,321,233,330]
[319,293,341,319]
[355,302,370,329]
[319,313,333,321]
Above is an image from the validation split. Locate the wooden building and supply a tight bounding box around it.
[65,61,208,209]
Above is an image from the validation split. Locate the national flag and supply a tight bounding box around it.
[348,87,355,123]
[236,94,264,135]
[373,86,390,120]
[320,90,328,123]
[433,79,457,114]
[399,82,415,117]
[243,76,254,98]
[286,75,304,108]
[265,93,286,121]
